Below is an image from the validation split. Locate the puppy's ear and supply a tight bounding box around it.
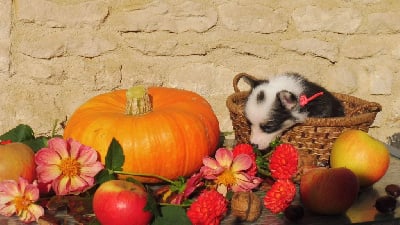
[243,76,268,88]
[278,90,298,111]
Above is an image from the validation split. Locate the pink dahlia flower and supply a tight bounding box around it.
[0,177,44,223]
[201,148,262,196]
[35,137,104,195]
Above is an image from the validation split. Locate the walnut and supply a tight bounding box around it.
[230,191,262,222]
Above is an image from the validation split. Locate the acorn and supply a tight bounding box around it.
[230,191,262,222]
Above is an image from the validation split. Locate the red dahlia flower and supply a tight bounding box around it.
[269,143,299,180]
[187,189,228,225]
[264,179,296,214]
[232,143,258,176]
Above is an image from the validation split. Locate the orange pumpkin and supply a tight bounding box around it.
[63,86,220,183]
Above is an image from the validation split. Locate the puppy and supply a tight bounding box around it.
[244,72,344,150]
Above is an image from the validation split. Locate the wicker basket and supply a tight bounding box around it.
[226,73,382,178]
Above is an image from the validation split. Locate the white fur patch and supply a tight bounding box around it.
[245,74,307,149]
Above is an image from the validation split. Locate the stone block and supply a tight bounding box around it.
[364,12,400,34]
[293,6,362,34]
[67,33,118,58]
[123,32,207,56]
[341,36,384,59]
[15,0,108,28]
[0,0,11,39]
[280,38,338,63]
[108,1,217,33]
[17,32,66,59]
[369,66,393,95]
[218,2,287,33]
[327,64,359,94]
[0,40,10,73]
[166,63,233,97]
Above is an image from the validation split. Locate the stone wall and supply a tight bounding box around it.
[1,0,400,142]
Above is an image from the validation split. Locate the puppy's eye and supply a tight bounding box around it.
[256,91,265,104]
[260,123,277,133]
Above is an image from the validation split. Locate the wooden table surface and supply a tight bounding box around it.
[222,155,400,225]
[1,156,399,225]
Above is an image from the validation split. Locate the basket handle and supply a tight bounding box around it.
[232,73,260,93]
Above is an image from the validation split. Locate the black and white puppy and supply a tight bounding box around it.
[244,72,345,150]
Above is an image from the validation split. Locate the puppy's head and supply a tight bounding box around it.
[244,74,307,149]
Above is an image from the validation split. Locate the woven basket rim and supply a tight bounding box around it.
[226,73,382,128]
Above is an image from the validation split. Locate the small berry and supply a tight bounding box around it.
[374,196,397,213]
[385,184,400,198]
[284,204,304,222]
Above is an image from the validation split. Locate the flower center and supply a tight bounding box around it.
[13,196,31,212]
[216,169,236,186]
[59,157,81,177]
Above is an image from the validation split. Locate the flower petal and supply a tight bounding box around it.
[231,154,252,172]
[202,157,220,170]
[0,180,19,197]
[67,138,82,159]
[80,162,104,177]
[231,173,262,192]
[215,148,233,168]
[36,165,62,184]
[68,176,90,194]
[216,184,228,196]
[52,176,70,196]
[0,193,14,205]
[48,138,69,158]
[23,184,40,202]
[35,148,62,166]
[0,204,16,217]
[76,147,101,165]
[19,204,44,223]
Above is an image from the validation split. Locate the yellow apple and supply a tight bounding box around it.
[330,130,390,187]
[0,142,36,183]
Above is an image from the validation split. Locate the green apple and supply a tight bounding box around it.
[93,180,153,225]
[330,130,390,187]
[300,167,359,215]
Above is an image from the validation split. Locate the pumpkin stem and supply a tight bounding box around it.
[114,170,174,184]
[126,86,152,115]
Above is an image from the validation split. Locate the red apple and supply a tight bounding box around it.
[330,130,390,187]
[0,142,36,183]
[93,180,153,225]
[300,167,359,215]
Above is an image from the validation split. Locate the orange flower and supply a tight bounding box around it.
[187,189,228,225]
[269,143,298,180]
[264,179,296,214]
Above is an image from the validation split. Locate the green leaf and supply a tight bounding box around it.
[169,176,186,193]
[22,136,49,152]
[105,138,125,171]
[152,205,191,225]
[0,124,35,142]
[144,190,161,218]
[126,177,144,188]
[95,169,116,185]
